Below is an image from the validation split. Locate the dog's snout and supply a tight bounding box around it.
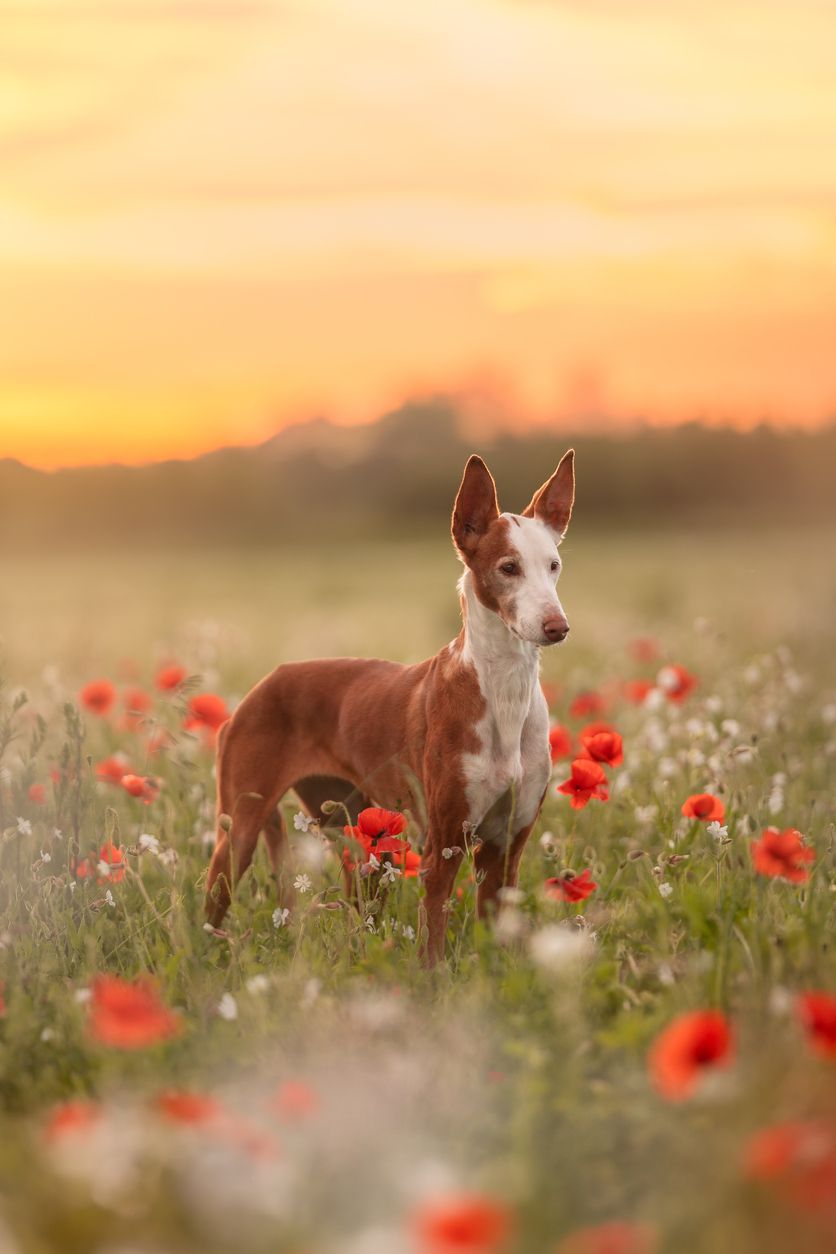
[543,616,570,643]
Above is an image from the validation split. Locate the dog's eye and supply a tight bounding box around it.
[550,560,559,573]
[500,561,519,576]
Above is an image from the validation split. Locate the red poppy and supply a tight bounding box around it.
[272,1079,321,1121]
[569,691,607,720]
[121,773,160,805]
[401,848,422,878]
[751,828,815,883]
[744,1120,836,1212]
[555,1221,658,1254]
[184,693,229,735]
[95,755,130,784]
[87,974,182,1049]
[79,679,116,716]
[648,1009,734,1101]
[121,686,152,730]
[154,1089,223,1125]
[28,782,47,805]
[629,638,659,663]
[681,793,725,822]
[549,724,574,763]
[343,806,411,869]
[75,841,126,884]
[556,759,609,810]
[412,1192,513,1253]
[156,663,188,691]
[545,868,598,903]
[656,664,697,703]
[579,726,623,768]
[43,1099,102,1143]
[796,992,836,1059]
[623,679,656,705]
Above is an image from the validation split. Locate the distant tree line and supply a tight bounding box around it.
[1,399,834,552]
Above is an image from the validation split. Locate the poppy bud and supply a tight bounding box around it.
[320,800,338,815]
[218,814,232,832]
[628,849,646,861]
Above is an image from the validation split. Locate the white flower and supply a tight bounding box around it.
[40,1026,57,1042]
[293,811,314,832]
[40,850,52,864]
[495,907,525,944]
[635,805,658,825]
[52,828,63,840]
[217,992,238,1021]
[720,719,741,738]
[400,924,416,942]
[366,853,380,872]
[657,666,680,693]
[138,833,160,854]
[441,845,462,860]
[293,873,312,893]
[73,986,91,1005]
[528,924,591,972]
[657,756,677,779]
[643,687,665,711]
[658,882,674,899]
[246,974,270,995]
[96,860,112,879]
[539,830,558,855]
[272,906,290,929]
[497,885,524,905]
[158,848,177,867]
[364,915,376,933]
[379,863,401,887]
[706,821,729,842]
[768,789,784,815]
[104,889,115,907]
[15,817,32,836]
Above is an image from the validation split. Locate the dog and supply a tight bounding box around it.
[205,449,575,964]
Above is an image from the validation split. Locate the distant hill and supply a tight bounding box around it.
[1,400,835,551]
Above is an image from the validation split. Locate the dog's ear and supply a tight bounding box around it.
[452,455,500,560]
[521,449,575,539]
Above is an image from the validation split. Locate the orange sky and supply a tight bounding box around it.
[2,0,836,468]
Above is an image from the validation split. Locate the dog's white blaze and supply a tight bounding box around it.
[458,570,551,844]
[501,512,568,644]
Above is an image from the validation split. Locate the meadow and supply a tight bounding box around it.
[0,526,834,1254]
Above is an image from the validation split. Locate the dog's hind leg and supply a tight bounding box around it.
[262,809,295,909]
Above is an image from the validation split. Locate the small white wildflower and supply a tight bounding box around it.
[104,889,115,907]
[293,873,312,893]
[643,687,665,711]
[52,827,63,840]
[74,987,91,1005]
[203,921,216,933]
[379,863,401,887]
[301,977,322,1008]
[539,830,558,855]
[68,881,76,892]
[495,907,526,944]
[158,848,177,867]
[441,846,462,860]
[497,885,524,905]
[720,719,741,738]
[657,665,680,693]
[364,915,376,933]
[706,821,729,842]
[528,924,591,973]
[768,789,784,816]
[15,817,32,837]
[293,811,313,833]
[272,906,291,929]
[400,924,416,942]
[217,992,238,1021]
[138,833,160,854]
[769,986,793,1017]
[635,804,658,825]
[40,1026,57,1042]
[366,852,380,872]
[658,962,675,986]
[704,695,723,714]
[657,756,677,779]
[40,850,52,864]
[658,882,674,899]
[246,974,270,995]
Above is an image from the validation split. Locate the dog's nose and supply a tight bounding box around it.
[543,616,570,643]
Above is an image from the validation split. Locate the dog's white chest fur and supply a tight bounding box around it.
[458,574,551,844]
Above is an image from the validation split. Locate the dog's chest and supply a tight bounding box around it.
[460,659,550,842]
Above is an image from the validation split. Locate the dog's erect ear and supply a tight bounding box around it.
[521,449,575,539]
[452,455,500,560]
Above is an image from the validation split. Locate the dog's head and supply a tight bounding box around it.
[451,450,574,647]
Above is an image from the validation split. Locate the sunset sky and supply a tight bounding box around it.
[2,0,836,468]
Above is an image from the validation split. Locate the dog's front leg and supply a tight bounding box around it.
[418,841,464,967]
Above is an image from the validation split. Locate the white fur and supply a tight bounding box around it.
[457,569,551,846]
[500,513,568,644]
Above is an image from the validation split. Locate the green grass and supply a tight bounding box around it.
[0,528,834,1254]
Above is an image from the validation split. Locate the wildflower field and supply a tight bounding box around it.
[0,526,834,1254]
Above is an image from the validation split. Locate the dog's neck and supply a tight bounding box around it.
[457,570,540,744]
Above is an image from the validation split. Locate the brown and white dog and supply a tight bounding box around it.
[205,450,575,964]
